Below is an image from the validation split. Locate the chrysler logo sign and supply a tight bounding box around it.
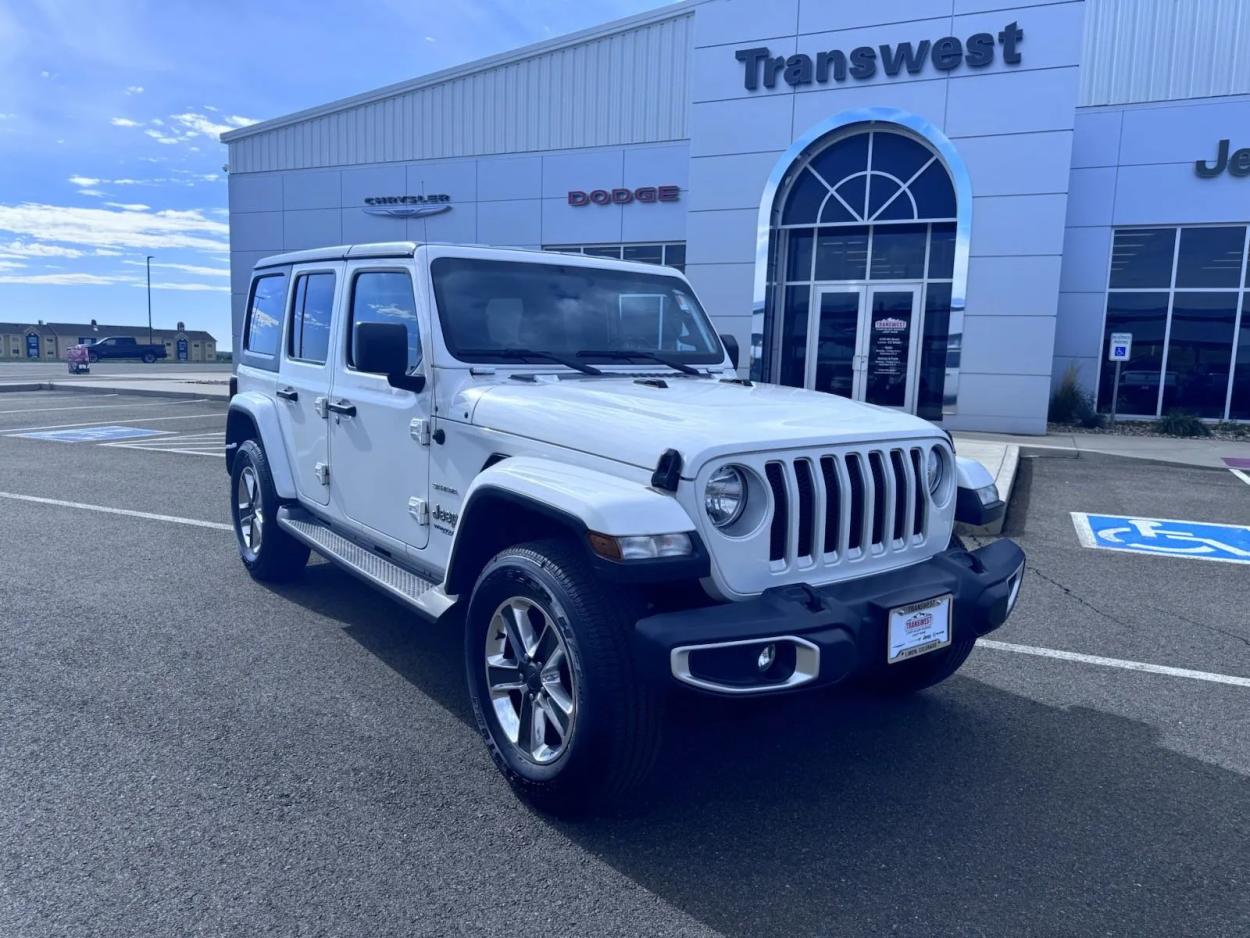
[363,194,452,218]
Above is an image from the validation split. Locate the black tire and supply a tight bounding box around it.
[464,539,661,814]
[230,439,309,582]
[142,352,156,364]
[87,351,98,363]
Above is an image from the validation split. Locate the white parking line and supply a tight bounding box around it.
[1231,468,1250,487]
[3,411,222,433]
[102,429,225,457]
[978,639,1250,688]
[0,490,231,530]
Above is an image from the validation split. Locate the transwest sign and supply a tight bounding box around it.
[363,194,452,218]
[735,22,1023,91]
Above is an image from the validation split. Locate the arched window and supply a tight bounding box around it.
[781,130,955,225]
[762,126,960,419]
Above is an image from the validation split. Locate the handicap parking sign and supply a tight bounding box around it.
[12,425,170,443]
[1072,512,1250,565]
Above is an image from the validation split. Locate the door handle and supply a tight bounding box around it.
[326,399,356,417]
[276,386,298,402]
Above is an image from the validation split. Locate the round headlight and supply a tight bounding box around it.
[705,465,747,528]
[926,448,944,495]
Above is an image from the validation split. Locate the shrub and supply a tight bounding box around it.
[1156,410,1211,438]
[1215,421,1249,438]
[1049,365,1103,428]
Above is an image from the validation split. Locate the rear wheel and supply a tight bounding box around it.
[142,352,156,363]
[230,439,309,582]
[464,539,661,814]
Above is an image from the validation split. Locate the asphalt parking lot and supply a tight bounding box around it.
[1,389,1248,937]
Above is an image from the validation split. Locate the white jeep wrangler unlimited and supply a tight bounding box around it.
[228,242,1024,811]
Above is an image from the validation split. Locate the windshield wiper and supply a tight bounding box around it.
[457,348,603,376]
[575,349,702,376]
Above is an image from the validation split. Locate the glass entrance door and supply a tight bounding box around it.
[808,284,923,410]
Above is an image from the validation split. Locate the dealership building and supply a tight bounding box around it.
[222,0,1250,432]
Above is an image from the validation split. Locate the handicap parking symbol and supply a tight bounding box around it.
[1072,512,1250,565]
[12,425,170,443]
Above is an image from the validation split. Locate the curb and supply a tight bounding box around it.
[0,381,228,402]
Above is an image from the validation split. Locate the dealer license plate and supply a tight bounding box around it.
[886,594,953,664]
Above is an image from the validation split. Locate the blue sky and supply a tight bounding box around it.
[0,0,669,348]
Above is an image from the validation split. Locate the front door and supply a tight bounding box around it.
[808,284,923,410]
[327,264,431,553]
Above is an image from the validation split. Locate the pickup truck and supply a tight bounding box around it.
[227,242,1024,813]
[84,336,167,363]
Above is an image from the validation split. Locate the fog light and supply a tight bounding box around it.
[757,643,776,672]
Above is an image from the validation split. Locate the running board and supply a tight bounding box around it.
[276,506,456,620]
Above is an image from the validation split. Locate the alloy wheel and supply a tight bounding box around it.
[484,596,576,764]
[236,465,263,553]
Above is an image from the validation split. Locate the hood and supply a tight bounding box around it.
[467,375,942,473]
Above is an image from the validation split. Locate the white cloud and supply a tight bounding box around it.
[68,175,101,187]
[169,112,258,139]
[40,69,51,78]
[0,260,26,270]
[105,202,150,211]
[3,240,85,258]
[425,35,436,42]
[144,281,229,293]
[94,248,123,256]
[111,117,140,127]
[123,259,228,276]
[125,85,144,95]
[145,128,181,145]
[0,203,228,253]
[0,112,15,120]
[0,272,121,286]
[77,188,104,197]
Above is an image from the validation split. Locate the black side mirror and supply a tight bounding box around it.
[354,321,425,393]
[720,333,740,370]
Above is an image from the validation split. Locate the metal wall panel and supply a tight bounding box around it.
[1082,0,1250,106]
[229,14,692,174]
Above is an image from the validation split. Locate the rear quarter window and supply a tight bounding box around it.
[245,272,288,357]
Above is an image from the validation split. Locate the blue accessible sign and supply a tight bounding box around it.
[1072,512,1250,565]
[14,426,170,443]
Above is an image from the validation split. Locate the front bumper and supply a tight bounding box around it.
[633,539,1025,696]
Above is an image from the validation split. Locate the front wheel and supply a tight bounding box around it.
[230,439,309,581]
[87,351,98,363]
[464,539,661,814]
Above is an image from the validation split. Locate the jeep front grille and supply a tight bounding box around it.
[762,445,936,567]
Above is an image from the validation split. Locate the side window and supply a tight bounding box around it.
[287,272,336,364]
[245,272,288,357]
[349,271,421,371]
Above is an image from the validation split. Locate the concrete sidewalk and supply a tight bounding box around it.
[0,376,229,401]
[955,429,1249,470]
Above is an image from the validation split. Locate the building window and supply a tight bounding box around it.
[1101,225,1250,420]
[543,242,686,272]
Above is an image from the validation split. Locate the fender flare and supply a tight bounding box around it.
[443,456,702,594]
[954,454,1005,527]
[227,392,297,499]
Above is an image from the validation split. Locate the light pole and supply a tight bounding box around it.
[145,255,153,345]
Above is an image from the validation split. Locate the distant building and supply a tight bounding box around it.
[0,320,218,362]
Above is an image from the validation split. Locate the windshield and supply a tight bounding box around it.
[431,256,723,365]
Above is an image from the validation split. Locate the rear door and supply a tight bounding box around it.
[275,264,343,506]
[326,264,431,551]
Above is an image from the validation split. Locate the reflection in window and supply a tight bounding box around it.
[1232,297,1250,419]
[1098,293,1169,416]
[1103,225,1250,420]
[1162,293,1237,417]
[779,285,810,387]
[349,271,421,371]
[917,284,952,421]
[288,272,335,364]
[245,272,287,357]
[1108,228,1176,289]
[1175,226,1246,288]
